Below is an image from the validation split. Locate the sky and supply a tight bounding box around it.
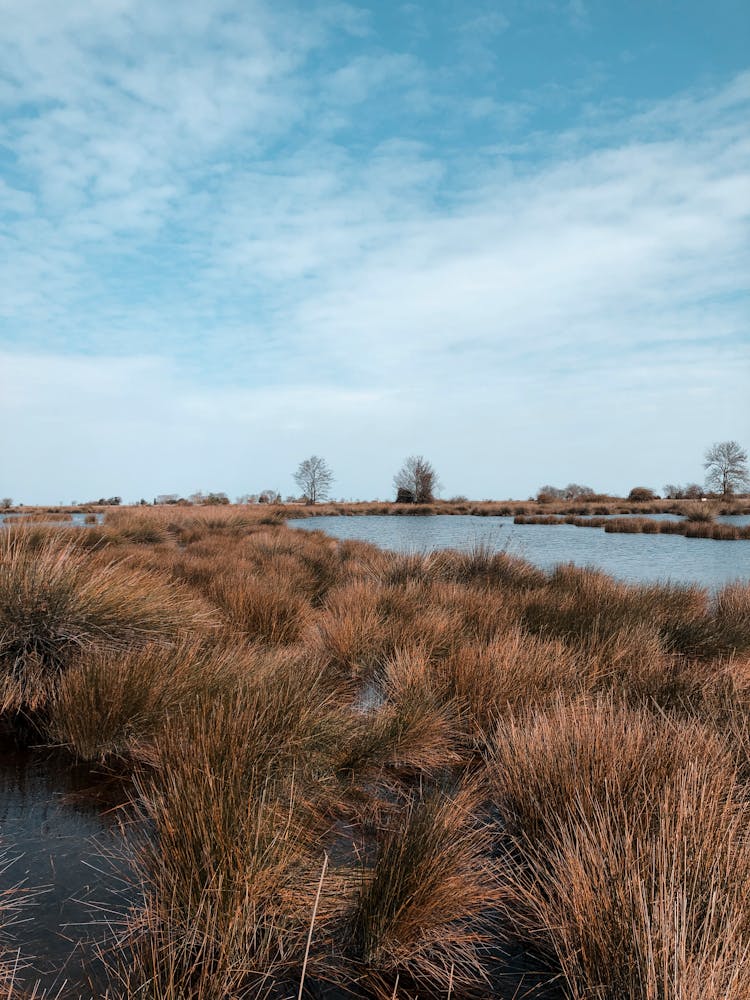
[1,0,748,504]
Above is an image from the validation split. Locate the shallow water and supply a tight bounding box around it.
[0,513,105,528]
[0,741,134,997]
[289,514,750,589]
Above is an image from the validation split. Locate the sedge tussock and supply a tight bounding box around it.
[338,781,499,997]
[487,697,731,844]
[47,638,242,762]
[118,672,352,997]
[209,567,313,645]
[498,764,750,1000]
[0,528,211,711]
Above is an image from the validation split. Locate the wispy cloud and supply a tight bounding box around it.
[1,1,748,501]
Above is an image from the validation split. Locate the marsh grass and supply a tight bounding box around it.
[385,631,582,744]
[487,698,730,844]
[339,782,498,997]
[117,668,351,999]
[488,701,750,986]
[497,762,750,1000]
[517,510,750,539]
[0,529,211,712]
[520,564,718,657]
[47,638,241,762]
[209,567,313,644]
[1,506,749,998]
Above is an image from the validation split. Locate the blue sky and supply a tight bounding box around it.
[1,0,748,503]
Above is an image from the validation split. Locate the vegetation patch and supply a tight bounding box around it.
[0,505,748,998]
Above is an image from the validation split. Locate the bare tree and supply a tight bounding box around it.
[1,498,12,510]
[293,456,334,504]
[393,455,439,503]
[536,485,565,502]
[563,483,595,500]
[663,483,704,500]
[704,441,749,496]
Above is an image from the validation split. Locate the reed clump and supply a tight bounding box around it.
[338,782,499,997]
[0,528,210,712]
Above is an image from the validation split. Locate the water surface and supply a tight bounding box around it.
[0,513,105,527]
[289,514,750,589]
[0,741,134,997]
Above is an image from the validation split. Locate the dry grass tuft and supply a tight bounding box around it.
[0,528,210,711]
[339,781,498,997]
[209,567,313,644]
[47,638,241,762]
[497,763,750,1000]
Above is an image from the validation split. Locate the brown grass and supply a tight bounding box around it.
[0,528,212,712]
[516,511,750,539]
[338,781,499,997]
[497,760,750,999]
[47,638,241,762]
[1,505,749,998]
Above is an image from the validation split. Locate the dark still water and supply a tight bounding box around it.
[0,742,135,997]
[289,515,750,590]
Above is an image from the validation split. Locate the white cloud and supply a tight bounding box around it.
[0,3,748,501]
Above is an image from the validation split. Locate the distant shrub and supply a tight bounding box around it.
[685,503,715,523]
[627,487,656,502]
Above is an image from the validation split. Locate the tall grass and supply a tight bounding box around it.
[339,782,498,997]
[1,506,749,997]
[209,567,313,644]
[488,700,750,996]
[47,638,241,762]
[496,761,750,999]
[0,529,210,711]
[115,661,350,998]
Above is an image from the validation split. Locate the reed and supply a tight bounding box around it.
[339,782,498,997]
[2,505,748,997]
[0,528,211,711]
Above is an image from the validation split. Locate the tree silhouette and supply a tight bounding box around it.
[293,456,334,504]
[704,441,749,496]
[393,455,439,503]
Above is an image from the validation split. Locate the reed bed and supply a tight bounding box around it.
[487,700,750,997]
[515,512,750,539]
[0,507,748,999]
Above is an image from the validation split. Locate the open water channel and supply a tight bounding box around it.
[289,513,750,589]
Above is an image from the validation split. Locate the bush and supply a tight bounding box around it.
[627,487,656,501]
